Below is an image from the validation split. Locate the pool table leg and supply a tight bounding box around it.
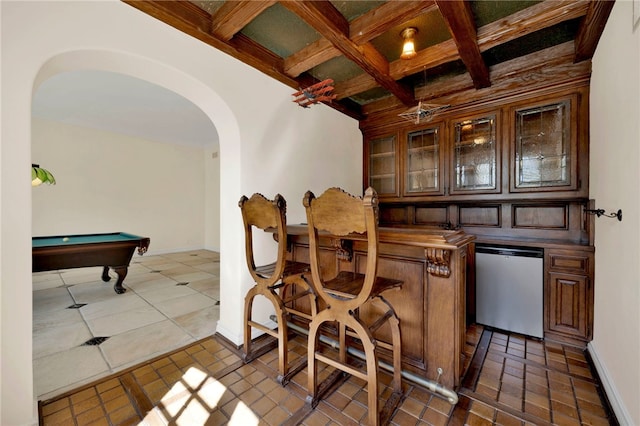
[112,266,128,294]
[101,266,128,294]
[101,267,111,282]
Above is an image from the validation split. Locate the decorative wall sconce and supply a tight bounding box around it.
[585,208,622,221]
[400,27,418,60]
[32,164,56,186]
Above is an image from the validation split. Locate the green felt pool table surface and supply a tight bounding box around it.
[32,232,150,294]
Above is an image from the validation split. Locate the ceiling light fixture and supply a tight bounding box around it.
[400,27,418,60]
[399,101,451,124]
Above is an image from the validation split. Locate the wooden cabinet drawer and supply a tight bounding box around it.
[548,252,590,274]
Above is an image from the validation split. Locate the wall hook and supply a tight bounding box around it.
[585,208,622,221]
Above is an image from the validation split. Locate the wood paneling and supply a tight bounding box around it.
[458,205,500,227]
[512,205,568,229]
[415,206,448,226]
[379,206,408,225]
[285,225,473,388]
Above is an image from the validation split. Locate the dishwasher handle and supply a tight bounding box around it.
[475,245,543,258]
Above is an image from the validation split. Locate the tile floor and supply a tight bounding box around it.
[35,249,616,425]
[33,249,220,401]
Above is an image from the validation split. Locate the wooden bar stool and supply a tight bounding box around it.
[303,187,404,425]
[239,193,317,385]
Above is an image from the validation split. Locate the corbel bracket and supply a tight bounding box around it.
[332,239,353,262]
[426,248,451,277]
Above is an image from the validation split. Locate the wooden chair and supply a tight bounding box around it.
[239,193,317,385]
[303,187,403,425]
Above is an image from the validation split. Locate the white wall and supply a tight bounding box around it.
[590,1,640,424]
[32,118,208,253]
[0,1,361,424]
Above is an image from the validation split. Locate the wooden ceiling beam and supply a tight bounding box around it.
[283,0,436,78]
[435,0,490,89]
[574,0,615,62]
[349,1,437,44]
[362,41,586,117]
[335,0,589,100]
[210,1,276,41]
[282,0,416,107]
[120,2,285,87]
[476,0,589,50]
[283,38,340,79]
[335,39,459,99]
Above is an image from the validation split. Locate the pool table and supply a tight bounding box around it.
[32,232,150,294]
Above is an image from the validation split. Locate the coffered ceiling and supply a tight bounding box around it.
[123,1,614,121]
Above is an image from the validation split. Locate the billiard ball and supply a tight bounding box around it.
[62,237,69,242]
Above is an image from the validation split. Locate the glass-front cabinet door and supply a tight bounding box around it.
[450,113,499,194]
[366,132,399,197]
[512,97,577,192]
[404,124,444,195]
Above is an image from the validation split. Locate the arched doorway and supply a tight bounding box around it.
[30,50,241,400]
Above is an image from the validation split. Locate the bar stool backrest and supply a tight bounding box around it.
[238,193,288,287]
[303,187,379,311]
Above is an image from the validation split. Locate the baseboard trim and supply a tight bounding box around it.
[215,321,243,346]
[588,340,634,425]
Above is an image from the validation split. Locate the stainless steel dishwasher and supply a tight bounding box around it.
[475,244,544,338]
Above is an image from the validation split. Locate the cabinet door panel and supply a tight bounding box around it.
[366,133,399,197]
[548,272,588,338]
[451,114,499,194]
[404,124,444,196]
[512,97,578,192]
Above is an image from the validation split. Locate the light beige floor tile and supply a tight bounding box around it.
[124,263,154,276]
[152,293,217,319]
[67,280,126,304]
[33,321,93,359]
[34,345,110,398]
[126,275,180,293]
[161,266,202,278]
[188,277,220,299]
[59,267,105,285]
[147,259,188,273]
[178,256,215,267]
[32,272,66,291]
[194,262,220,275]
[33,287,75,313]
[85,305,167,336]
[132,255,173,266]
[170,271,216,284]
[100,320,194,369]
[135,283,198,302]
[79,293,149,320]
[173,305,220,340]
[33,306,85,332]
[33,250,222,403]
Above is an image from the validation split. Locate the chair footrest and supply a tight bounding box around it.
[243,334,278,364]
[277,356,307,386]
[368,308,394,334]
[247,320,279,339]
[380,390,404,425]
[306,368,348,408]
[314,352,368,382]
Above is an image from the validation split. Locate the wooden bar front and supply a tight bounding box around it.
[285,224,474,389]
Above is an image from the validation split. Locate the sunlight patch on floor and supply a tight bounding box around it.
[142,366,259,425]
